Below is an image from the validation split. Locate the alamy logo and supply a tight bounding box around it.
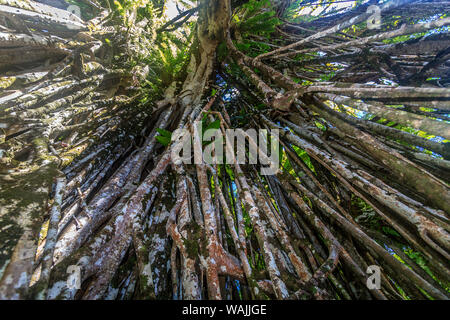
[366,265,381,290]
[367,5,381,30]
[171,121,280,175]
[66,5,81,19]
[66,265,81,290]
[65,5,82,30]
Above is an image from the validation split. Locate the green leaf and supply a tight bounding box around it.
[156,128,172,138]
[382,226,401,237]
[202,119,221,145]
[155,128,172,146]
[204,119,221,132]
[156,135,171,146]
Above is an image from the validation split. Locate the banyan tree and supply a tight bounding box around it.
[0,0,449,300]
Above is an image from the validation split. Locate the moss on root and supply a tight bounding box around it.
[0,163,59,274]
